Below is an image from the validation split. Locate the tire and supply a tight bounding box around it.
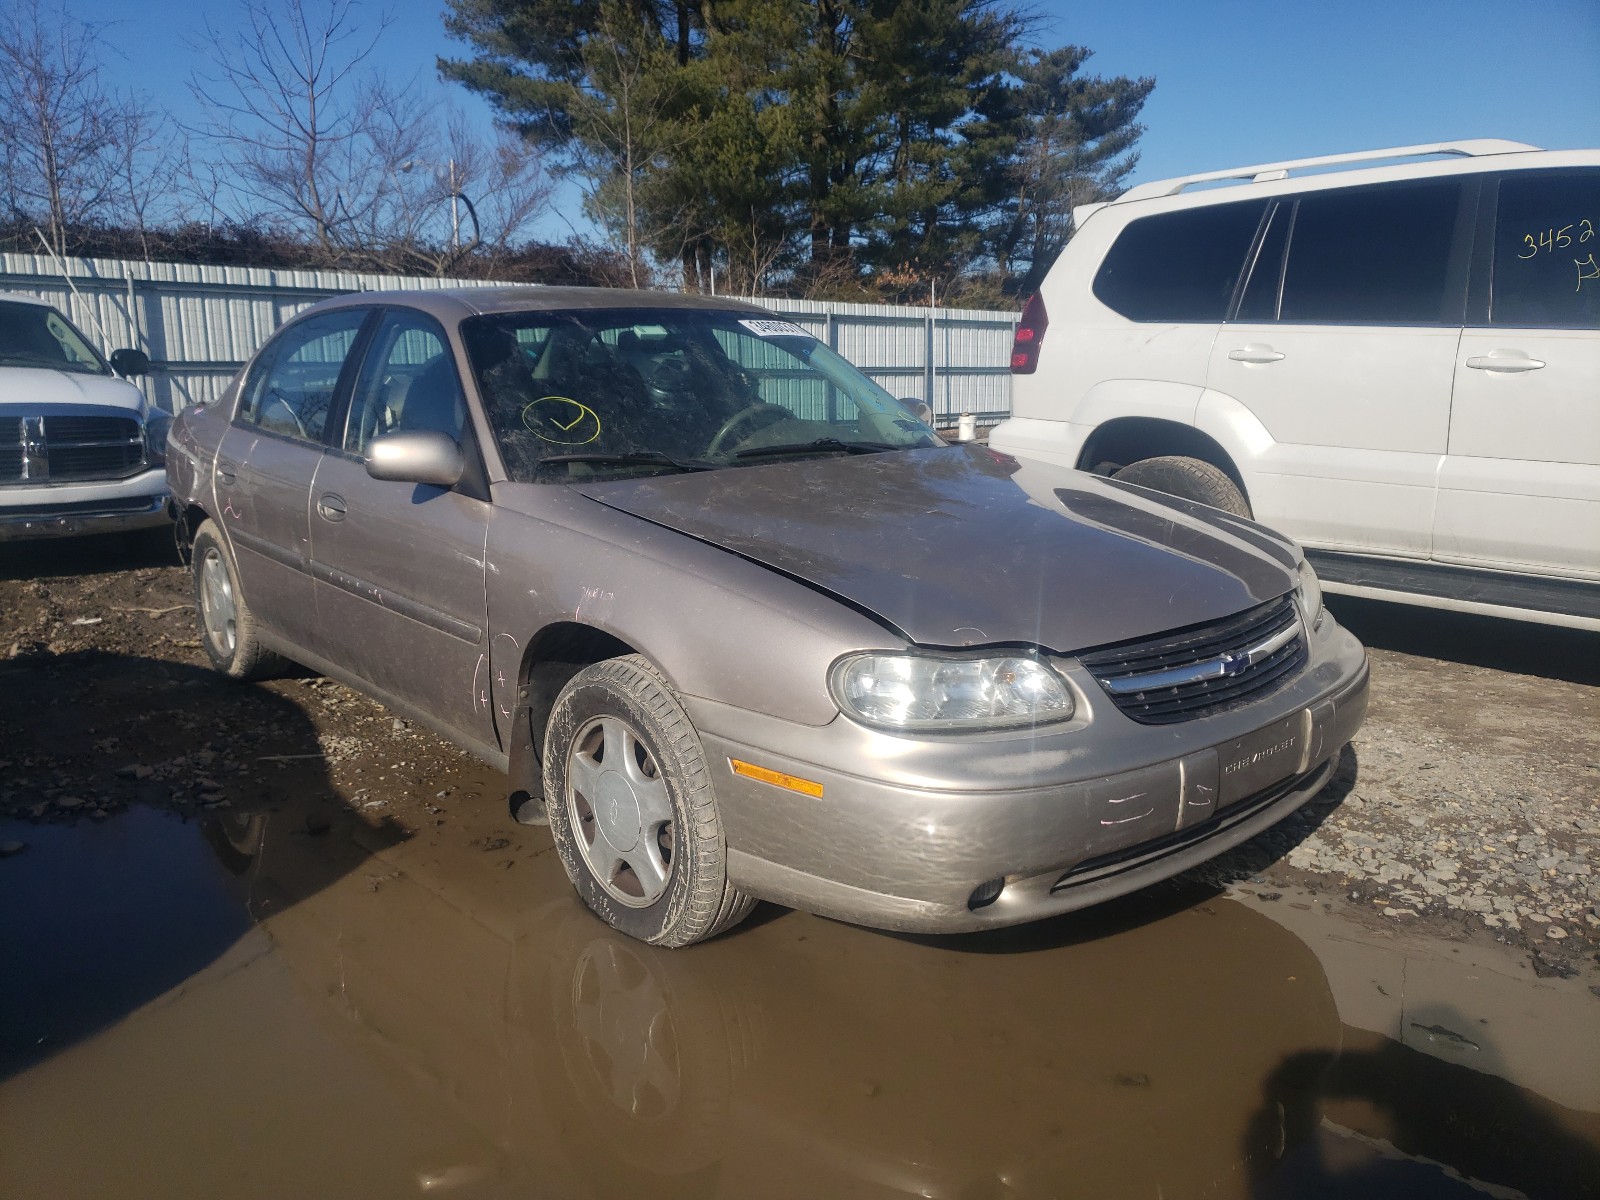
[191,519,289,680]
[1113,455,1252,517]
[544,655,756,947]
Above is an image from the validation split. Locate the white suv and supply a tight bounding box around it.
[991,140,1599,631]
[0,293,172,542]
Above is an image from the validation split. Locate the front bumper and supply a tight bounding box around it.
[692,616,1369,934]
[0,470,171,541]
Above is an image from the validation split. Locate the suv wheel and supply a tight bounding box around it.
[1113,455,1251,517]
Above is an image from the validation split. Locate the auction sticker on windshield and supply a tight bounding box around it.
[739,319,811,338]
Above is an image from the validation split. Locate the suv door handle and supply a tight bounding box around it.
[316,494,347,522]
[1465,352,1546,373]
[1227,344,1286,364]
[215,462,237,486]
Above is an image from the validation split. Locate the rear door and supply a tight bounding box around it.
[215,307,370,654]
[1209,179,1473,557]
[309,307,494,746]
[1436,166,1600,578]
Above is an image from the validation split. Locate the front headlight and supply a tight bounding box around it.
[143,408,172,468]
[829,652,1075,732]
[1296,559,1324,630]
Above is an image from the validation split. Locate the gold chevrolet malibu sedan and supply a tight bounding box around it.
[167,287,1368,946]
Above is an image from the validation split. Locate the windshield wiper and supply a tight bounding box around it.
[733,438,898,460]
[538,451,718,474]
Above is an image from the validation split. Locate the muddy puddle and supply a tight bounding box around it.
[3,794,1597,1200]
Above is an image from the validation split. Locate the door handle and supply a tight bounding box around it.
[316,494,347,522]
[1227,344,1286,364]
[215,462,237,486]
[1465,352,1546,373]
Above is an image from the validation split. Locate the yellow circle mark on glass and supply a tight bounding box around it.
[522,396,602,445]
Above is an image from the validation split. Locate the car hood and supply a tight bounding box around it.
[0,366,144,412]
[574,446,1300,653]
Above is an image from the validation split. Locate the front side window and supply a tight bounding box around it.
[0,301,109,375]
[461,308,940,481]
[344,311,465,454]
[1490,168,1600,329]
[1092,201,1267,322]
[1278,180,1466,324]
[239,308,367,441]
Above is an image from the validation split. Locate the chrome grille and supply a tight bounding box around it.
[1078,595,1305,725]
[1,414,145,484]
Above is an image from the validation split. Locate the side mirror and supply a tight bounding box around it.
[365,431,465,488]
[110,348,150,377]
[897,397,934,424]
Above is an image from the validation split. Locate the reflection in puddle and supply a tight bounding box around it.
[1,805,1595,1199]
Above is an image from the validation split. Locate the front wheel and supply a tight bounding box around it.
[1112,455,1252,518]
[544,655,755,947]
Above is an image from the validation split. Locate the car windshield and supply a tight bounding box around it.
[461,308,941,481]
[0,300,109,375]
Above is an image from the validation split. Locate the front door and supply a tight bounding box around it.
[308,309,493,747]
[1208,179,1472,557]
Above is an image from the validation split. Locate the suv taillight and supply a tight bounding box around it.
[1010,293,1048,374]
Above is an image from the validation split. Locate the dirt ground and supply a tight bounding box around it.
[2,532,1597,980]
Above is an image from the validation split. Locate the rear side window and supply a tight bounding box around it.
[239,309,368,441]
[1278,180,1466,324]
[1490,168,1600,328]
[1092,201,1266,322]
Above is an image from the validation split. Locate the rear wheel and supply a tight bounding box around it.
[1112,455,1251,517]
[191,519,288,680]
[544,655,755,947]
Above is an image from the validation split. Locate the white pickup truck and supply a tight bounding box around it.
[0,292,172,542]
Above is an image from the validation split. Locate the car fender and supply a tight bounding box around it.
[485,496,899,732]
[1194,387,1279,482]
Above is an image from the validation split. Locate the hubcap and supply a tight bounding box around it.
[566,715,675,907]
[198,548,237,658]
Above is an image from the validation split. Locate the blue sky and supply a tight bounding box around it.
[71,0,1600,239]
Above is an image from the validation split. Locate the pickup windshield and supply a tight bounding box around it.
[0,300,110,375]
[461,308,939,481]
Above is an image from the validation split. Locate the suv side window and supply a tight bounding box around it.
[238,308,368,441]
[1490,168,1600,329]
[1278,180,1467,324]
[344,311,466,455]
[1092,200,1266,322]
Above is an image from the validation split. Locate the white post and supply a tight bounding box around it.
[449,159,461,253]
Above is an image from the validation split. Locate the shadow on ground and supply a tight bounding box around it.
[1328,595,1598,687]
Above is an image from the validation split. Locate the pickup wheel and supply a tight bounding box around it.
[1113,455,1251,518]
[191,519,288,680]
[544,655,756,947]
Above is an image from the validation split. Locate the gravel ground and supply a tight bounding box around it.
[2,538,1597,975]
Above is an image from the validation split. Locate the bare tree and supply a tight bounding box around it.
[380,116,555,277]
[188,0,431,262]
[0,0,159,255]
[112,108,187,261]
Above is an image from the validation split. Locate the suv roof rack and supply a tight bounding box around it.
[1113,139,1543,205]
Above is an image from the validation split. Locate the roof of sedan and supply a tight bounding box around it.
[313,285,773,319]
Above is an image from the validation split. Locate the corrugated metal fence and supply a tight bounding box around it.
[0,253,1016,426]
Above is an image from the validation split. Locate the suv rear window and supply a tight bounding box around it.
[1091,201,1266,322]
[1490,168,1600,329]
[1278,180,1466,325]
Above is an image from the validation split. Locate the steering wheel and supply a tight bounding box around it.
[645,355,696,397]
[706,402,790,456]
